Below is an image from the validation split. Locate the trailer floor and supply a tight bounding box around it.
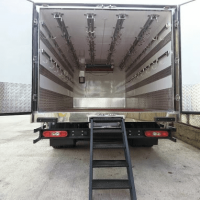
[0,115,200,200]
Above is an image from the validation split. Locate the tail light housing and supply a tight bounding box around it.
[43,131,68,137]
[145,131,169,137]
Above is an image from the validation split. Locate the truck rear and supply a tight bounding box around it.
[1,1,200,199]
[29,3,179,148]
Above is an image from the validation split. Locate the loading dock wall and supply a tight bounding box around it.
[126,112,200,149]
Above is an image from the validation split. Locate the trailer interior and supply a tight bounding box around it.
[37,6,174,113]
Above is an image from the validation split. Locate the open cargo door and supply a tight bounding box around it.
[36,3,176,113]
[179,0,200,114]
[0,2,35,115]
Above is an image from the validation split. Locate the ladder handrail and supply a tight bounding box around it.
[121,119,137,200]
[89,118,94,200]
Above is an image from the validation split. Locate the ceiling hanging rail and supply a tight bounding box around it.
[125,23,170,73]
[41,22,74,73]
[41,49,74,84]
[107,14,127,64]
[85,13,96,64]
[52,12,80,69]
[40,31,74,77]
[125,50,169,84]
[118,14,159,70]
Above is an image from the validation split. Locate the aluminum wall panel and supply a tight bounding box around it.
[182,84,200,112]
[38,88,73,111]
[73,67,125,98]
[125,31,173,111]
[40,65,73,92]
[126,66,171,92]
[126,76,172,97]
[40,75,73,97]
[0,82,31,113]
[126,32,171,79]
[40,31,73,77]
[73,98,125,108]
[125,42,172,88]
[126,88,173,110]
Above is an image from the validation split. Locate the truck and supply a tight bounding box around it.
[1,1,200,199]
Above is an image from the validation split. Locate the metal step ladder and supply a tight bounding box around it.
[89,117,137,200]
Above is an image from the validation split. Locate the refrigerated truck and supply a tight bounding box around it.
[1,1,200,199]
[28,2,181,147]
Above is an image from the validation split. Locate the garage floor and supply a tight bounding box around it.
[0,115,200,200]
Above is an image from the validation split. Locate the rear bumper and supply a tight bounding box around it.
[33,122,176,144]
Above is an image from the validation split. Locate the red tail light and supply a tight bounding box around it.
[145,131,169,137]
[43,131,68,137]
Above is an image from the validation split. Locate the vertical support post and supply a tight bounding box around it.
[186,114,190,125]
[31,4,38,115]
[89,118,94,200]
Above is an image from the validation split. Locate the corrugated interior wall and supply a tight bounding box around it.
[38,7,173,112]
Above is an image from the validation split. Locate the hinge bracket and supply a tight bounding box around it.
[34,18,38,26]
[33,94,37,101]
[175,57,179,64]
[174,20,179,28]
[33,56,38,64]
[175,94,180,101]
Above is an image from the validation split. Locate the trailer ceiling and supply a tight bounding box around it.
[40,9,170,68]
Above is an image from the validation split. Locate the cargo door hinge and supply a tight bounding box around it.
[33,56,38,64]
[175,94,180,101]
[34,18,38,26]
[175,57,179,64]
[33,94,37,101]
[174,20,179,28]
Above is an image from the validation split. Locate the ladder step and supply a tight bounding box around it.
[89,117,137,199]
[92,117,123,122]
[93,143,125,149]
[93,129,122,134]
[93,160,128,168]
[92,179,131,189]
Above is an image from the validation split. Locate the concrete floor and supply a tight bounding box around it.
[0,115,200,200]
